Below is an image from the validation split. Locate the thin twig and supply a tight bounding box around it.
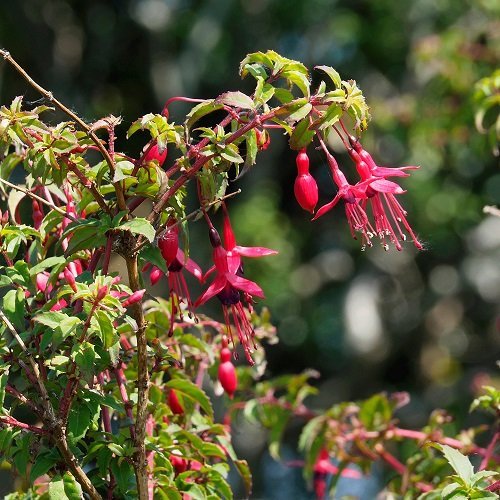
[0,177,78,223]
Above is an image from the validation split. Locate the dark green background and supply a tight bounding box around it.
[1,0,498,497]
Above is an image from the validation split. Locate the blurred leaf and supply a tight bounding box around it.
[215,91,255,110]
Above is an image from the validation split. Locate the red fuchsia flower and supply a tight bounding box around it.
[313,152,376,250]
[144,143,167,167]
[194,225,269,365]
[157,222,203,334]
[347,138,423,251]
[294,148,319,213]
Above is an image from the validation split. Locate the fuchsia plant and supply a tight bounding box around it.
[0,48,497,500]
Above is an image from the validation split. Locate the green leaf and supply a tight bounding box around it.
[34,312,80,350]
[49,475,69,500]
[185,100,224,132]
[359,394,392,430]
[113,160,135,183]
[234,460,252,498]
[30,448,60,483]
[72,341,99,382]
[5,260,30,287]
[166,379,213,419]
[289,118,315,150]
[68,401,98,443]
[62,472,83,499]
[2,288,25,331]
[29,255,66,277]
[286,102,312,124]
[315,65,342,89]
[0,369,8,408]
[470,470,498,487]
[215,91,255,110]
[93,309,117,348]
[117,218,155,243]
[111,459,135,495]
[439,444,475,485]
[268,407,290,460]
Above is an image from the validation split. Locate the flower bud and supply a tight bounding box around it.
[168,389,184,415]
[96,285,108,302]
[36,272,51,293]
[170,453,188,474]
[122,289,146,308]
[294,172,319,213]
[144,143,167,167]
[149,266,163,285]
[63,267,77,292]
[295,148,310,175]
[32,199,43,230]
[218,349,237,399]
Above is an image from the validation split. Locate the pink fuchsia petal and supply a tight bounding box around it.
[372,166,418,178]
[194,275,227,307]
[312,193,341,221]
[234,246,278,258]
[226,273,265,299]
[369,178,405,194]
[203,264,216,281]
[176,249,203,282]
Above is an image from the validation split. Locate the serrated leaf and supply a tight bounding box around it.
[166,379,213,419]
[316,65,342,89]
[215,91,255,110]
[111,459,135,495]
[72,341,99,382]
[234,459,252,497]
[117,218,155,243]
[185,100,224,131]
[289,118,315,150]
[439,444,474,485]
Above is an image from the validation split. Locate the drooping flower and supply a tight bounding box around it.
[313,152,376,250]
[157,222,203,334]
[347,139,423,251]
[195,223,272,365]
[144,142,167,167]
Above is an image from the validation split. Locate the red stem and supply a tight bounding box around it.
[114,364,136,440]
[0,415,47,435]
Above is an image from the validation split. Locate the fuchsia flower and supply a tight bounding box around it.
[314,135,423,251]
[313,153,376,250]
[195,211,277,365]
[348,137,423,251]
[157,222,202,334]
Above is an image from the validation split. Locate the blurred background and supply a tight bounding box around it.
[0,0,498,498]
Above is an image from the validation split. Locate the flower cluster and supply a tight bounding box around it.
[293,130,423,251]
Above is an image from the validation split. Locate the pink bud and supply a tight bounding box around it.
[218,352,237,399]
[294,172,319,213]
[50,298,67,311]
[170,454,188,474]
[36,272,51,293]
[96,285,108,302]
[1,210,8,225]
[150,266,163,285]
[296,148,310,175]
[144,143,167,167]
[32,200,43,230]
[122,289,146,308]
[63,267,77,292]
